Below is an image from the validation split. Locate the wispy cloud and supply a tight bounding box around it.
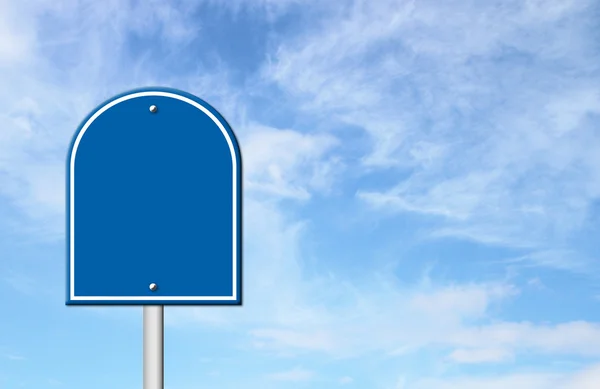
[3,273,37,295]
[266,367,314,381]
[243,124,341,200]
[339,376,353,384]
[410,362,600,389]
[263,0,600,257]
[447,348,514,364]
[0,0,210,240]
[1,0,599,388]
[5,354,26,361]
[500,250,597,273]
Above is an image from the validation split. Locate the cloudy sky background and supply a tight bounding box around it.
[1,0,600,388]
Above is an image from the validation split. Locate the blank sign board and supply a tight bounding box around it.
[66,88,242,305]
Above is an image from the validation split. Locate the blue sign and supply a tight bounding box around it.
[66,88,242,305]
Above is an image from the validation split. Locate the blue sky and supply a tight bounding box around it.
[1,0,600,388]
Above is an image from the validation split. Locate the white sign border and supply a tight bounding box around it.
[69,91,238,302]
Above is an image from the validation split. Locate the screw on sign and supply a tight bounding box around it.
[66,88,243,389]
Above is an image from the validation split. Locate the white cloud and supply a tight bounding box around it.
[450,321,600,357]
[164,207,545,360]
[409,363,600,389]
[47,378,62,386]
[447,348,513,364]
[165,240,600,362]
[1,2,600,388]
[0,0,343,240]
[0,0,211,239]
[239,280,600,361]
[501,250,595,273]
[339,376,354,384]
[214,0,314,19]
[0,0,36,65]
[266,367,314,381]
[409,283,517,318]
[242,124,340,200]
[526,277,546,290]
[3,272,37,296]
[5,354,25,361]
[264,0,600,252]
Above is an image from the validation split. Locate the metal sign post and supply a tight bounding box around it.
[66,88,243,389]
[144,305,164,389]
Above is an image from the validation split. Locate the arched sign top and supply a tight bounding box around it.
[66,87,242,305]
[70,89,241,167]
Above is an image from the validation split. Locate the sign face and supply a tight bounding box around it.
[66,88,242,305]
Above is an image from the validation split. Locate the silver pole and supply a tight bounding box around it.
[143,305,164,389]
